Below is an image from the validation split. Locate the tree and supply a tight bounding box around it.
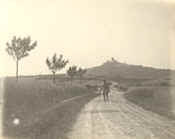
[67,66,77,85]
[6,36,37,81]
[111,57,118,63]
[46,54,68,83]
[77,67,87,83]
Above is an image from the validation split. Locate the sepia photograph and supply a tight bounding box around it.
[0,0,175,138]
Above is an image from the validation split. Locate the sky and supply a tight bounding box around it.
[0,0,174,76]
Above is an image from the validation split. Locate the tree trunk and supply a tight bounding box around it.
[71,77,73,86]
[53,71,56,83]
[79,76,82,84]
[16,60,19,81]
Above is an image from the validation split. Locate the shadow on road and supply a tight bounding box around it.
[3,93,99,139]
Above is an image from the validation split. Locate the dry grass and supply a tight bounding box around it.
[3,77,98,138]
[125,87,175,120]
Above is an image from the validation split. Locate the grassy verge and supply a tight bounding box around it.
[3,77,98,138]
[124,87,175,120]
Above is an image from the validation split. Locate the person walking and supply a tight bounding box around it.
[102,80,110,102]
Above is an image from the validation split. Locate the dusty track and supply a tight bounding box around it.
[68,88,175,139]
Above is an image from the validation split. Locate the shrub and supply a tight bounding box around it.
[118,84,128,91]
[126,87,154,98]
[160,81,169,86]
[85,84,98,91]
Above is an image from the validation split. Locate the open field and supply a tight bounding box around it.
[124,86,175,120]
[2,77,99,138]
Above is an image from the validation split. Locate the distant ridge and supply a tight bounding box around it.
[87,58,174,85]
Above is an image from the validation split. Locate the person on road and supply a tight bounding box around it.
[102,80,110,102]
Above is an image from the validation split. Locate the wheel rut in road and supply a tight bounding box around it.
[68,89,175,139]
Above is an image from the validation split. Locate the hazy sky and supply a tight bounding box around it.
[0,0,174,76]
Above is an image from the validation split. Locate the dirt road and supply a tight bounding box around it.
[68,88,175,139]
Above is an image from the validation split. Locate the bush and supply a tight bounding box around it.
[126,87,154,98]
[118,84,128,91]
[160,81,169,86]
[85,84,98,91]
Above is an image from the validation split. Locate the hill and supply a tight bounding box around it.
[87,59,175,86]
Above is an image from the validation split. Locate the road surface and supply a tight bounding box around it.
[68,88,175,139]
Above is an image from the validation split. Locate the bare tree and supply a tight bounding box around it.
[77,67,87,84]
[67,66,77,85]
[6,36,37,81]
[46,54,68,83]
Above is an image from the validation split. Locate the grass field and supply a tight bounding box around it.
[2,77,99,138]
[124,86,175,120]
